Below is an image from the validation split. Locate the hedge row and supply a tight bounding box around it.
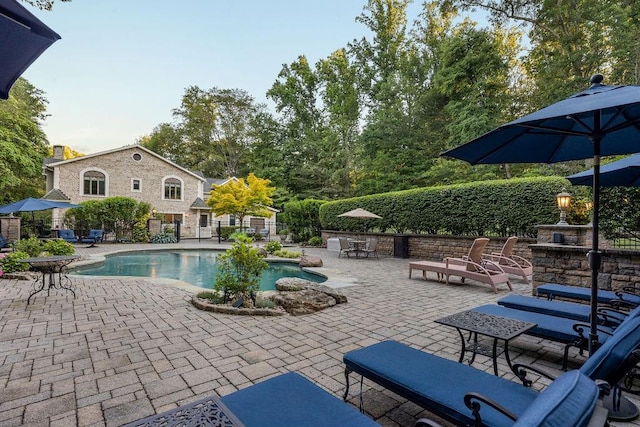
[319,177,570,237]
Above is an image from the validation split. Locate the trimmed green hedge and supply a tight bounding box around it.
[319,177,570,237]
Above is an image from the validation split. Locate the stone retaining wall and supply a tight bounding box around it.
[531,244,640,294]
[321,231,534,261]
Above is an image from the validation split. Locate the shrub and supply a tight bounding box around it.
[272,249,302,258]
[214,234,268,303]
[132,223,151,243]
[0,250,31,274]
[308,236,322,246]
[255,298,276,309]
[196,291,224,304]
[150,232,177,243]
[13,237,44,257]
[42,239,75,256]
[264,241,282,253]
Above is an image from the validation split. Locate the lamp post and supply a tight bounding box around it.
[556,191,571,225]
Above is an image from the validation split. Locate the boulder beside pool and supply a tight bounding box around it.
[273,277,347,315]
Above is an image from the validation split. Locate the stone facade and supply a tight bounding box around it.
[44,145,207,238]
[531,244,640,294]
[44,145,279,239]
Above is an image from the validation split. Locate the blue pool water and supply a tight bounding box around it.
[69,250,326,291]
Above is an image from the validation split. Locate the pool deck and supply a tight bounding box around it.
[1,240,638,426]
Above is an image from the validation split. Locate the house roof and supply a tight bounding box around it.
[44,144,207,182]
[190,198,210,210]
[42,188,71,201]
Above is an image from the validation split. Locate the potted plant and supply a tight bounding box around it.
[278,229,288,242]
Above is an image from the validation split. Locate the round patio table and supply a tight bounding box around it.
[20,255,80,305]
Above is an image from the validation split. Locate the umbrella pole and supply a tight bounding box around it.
[588,130,602,355]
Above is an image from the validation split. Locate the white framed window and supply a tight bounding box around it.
[83,170,106,196]
[162,177,183,200]
[132,178,141,192]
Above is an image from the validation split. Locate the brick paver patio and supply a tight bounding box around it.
[0,240,638,426]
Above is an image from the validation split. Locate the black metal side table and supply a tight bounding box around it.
[435,310,536,376]
[21,255,80,304]
[123,395,244,427]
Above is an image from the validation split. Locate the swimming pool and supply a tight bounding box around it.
[69,250,326,291]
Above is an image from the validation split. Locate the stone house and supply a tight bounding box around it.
[42,144,278,239]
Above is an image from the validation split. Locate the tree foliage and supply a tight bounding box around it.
[207,173,275,228]
[0,79,51,203]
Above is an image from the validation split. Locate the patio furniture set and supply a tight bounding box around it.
[124,282,640,426]
[337,237,379,259]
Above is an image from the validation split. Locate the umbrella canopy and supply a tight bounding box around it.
[0,197,78,214]
[442,74,640,353]
[567,153,640,187]
[338,208,382,219]
[0,0,60,99]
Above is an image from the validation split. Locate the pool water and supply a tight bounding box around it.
[69,250,326,291]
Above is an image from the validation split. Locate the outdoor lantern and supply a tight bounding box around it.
[151,208,157,218]
[556,191,572,225]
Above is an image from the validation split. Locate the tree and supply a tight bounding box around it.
[0,78,51,203]
[207,173,275,229]
[20,0,71,10]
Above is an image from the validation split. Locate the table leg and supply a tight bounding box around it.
[27,272,46,305]
[455,328,466,364]
[492,338,499,376]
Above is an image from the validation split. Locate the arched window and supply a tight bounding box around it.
[164,177,182,200]
[83,171,106,195]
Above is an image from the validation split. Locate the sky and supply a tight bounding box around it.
[23,0,424,155]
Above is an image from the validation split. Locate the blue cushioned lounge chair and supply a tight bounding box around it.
[126,372,380,426]
[343,316,640,427]
[537,283,640,307]
[471,303,640,369]
[58,229,77,243]
[497,294,628,325]
[80,229,103,245]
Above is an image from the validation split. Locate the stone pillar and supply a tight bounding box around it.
[147,218,161,236]
[0,216,20,242]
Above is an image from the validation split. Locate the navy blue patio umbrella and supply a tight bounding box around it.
[0,197,79,214]
[0,0,60,99]
[567,153,640,187]
[442,74,640,353]
[0,197,79,236]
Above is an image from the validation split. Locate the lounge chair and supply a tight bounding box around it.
[536,283,640,307]
[497,294,629,325]
[338,237,356,258]
[80,229,103,246]
[471,303,640,369]
[343,316,640,427]
[482,236,533,283]
[409,238,512,293]
[58,229,78,243]
[0,233,11,251]
[127,372,380,426]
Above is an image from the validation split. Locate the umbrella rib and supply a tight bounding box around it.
[518,122,591,138]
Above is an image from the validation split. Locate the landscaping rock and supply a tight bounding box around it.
[271,288,337,315]
[299,256,323,267]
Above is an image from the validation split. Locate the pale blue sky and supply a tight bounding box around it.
[24,1,424,154]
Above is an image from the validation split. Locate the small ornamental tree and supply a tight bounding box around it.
[213,234,268,305]
[208,173,275,230]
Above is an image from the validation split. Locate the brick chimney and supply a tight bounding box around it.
[53,145,64,160]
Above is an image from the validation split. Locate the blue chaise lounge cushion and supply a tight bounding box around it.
[536,283,640,306]
[514,370,600,427]
[498,294,591,322]
[344,340,539,427]
[220,372,379,427]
